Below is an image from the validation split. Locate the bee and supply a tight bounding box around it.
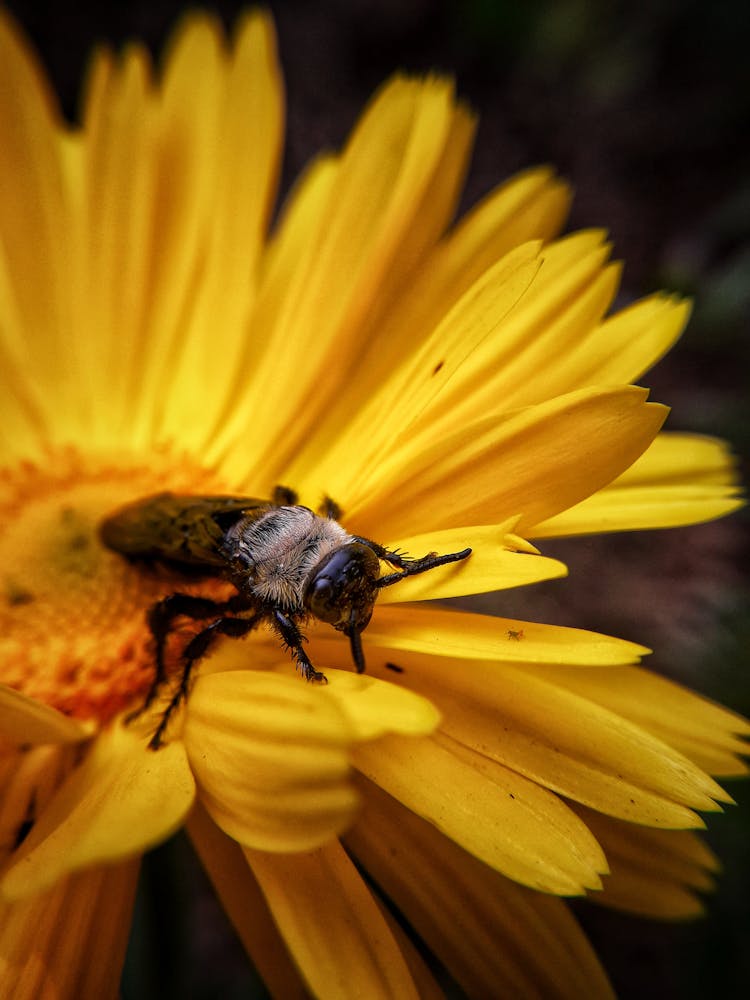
[100,487,470,747]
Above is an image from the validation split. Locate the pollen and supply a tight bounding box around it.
[0,451,232,726]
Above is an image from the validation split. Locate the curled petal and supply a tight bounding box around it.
[185,670,440,852]
[183,671,360,852]
[320,668,441,739]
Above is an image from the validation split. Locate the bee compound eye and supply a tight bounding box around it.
[305,542,380,627]
[307,576,339,623]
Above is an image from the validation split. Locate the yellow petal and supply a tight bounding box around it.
[274,167,571,493]
[245,839,420,999]
[0,744,77,866]
[319,669,441,739]
[362,604,648,664]
[347,386,668,538]
[623,430,740,487]
[347,775,615,998]
[221,10,283,263]
[364,652,730,827]
[0,8,65,330]
[438,164,571,280]
[0,859,139,999]
[235,76,477,485]
[533,432,743,536]
[0,684,89,745]
[157,11,285,449]
[523,663,750,777]
[187,802,308,998]
[260,154,339,297]
[288,241,543,499]
[511,291,689,410]
[72,39,156,447]
[80,13,278,451]
[0,12,76,442]
[1,721,194,899]
[579,807,719,918]
[183,671,359,852]
[375,901,446,1000]
[360,167,571,409]
[596,869,707,919]
[209,153,340,473]
[375,523,567,602]
[353,732,607,894]
[397,232,619,432]
[128,14,230,449]
[576,291,690,385]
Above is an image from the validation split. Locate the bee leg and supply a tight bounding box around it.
[351,538,472,588]
[272,485,298,505]
[149,613,262,750]
[130,592,250,724]
[271,609,328,684]
[318,495,342,520]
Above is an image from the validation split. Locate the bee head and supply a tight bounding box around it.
[304,542,381,672]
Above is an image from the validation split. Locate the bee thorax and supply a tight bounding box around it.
[222,506,352,609]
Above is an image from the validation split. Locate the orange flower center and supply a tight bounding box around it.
[0,451,234,726]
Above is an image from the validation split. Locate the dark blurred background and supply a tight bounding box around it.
[5,1,748,996]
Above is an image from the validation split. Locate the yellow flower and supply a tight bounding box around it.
[0,9,745,998]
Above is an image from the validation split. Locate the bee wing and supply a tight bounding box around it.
[100,493,270,566]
